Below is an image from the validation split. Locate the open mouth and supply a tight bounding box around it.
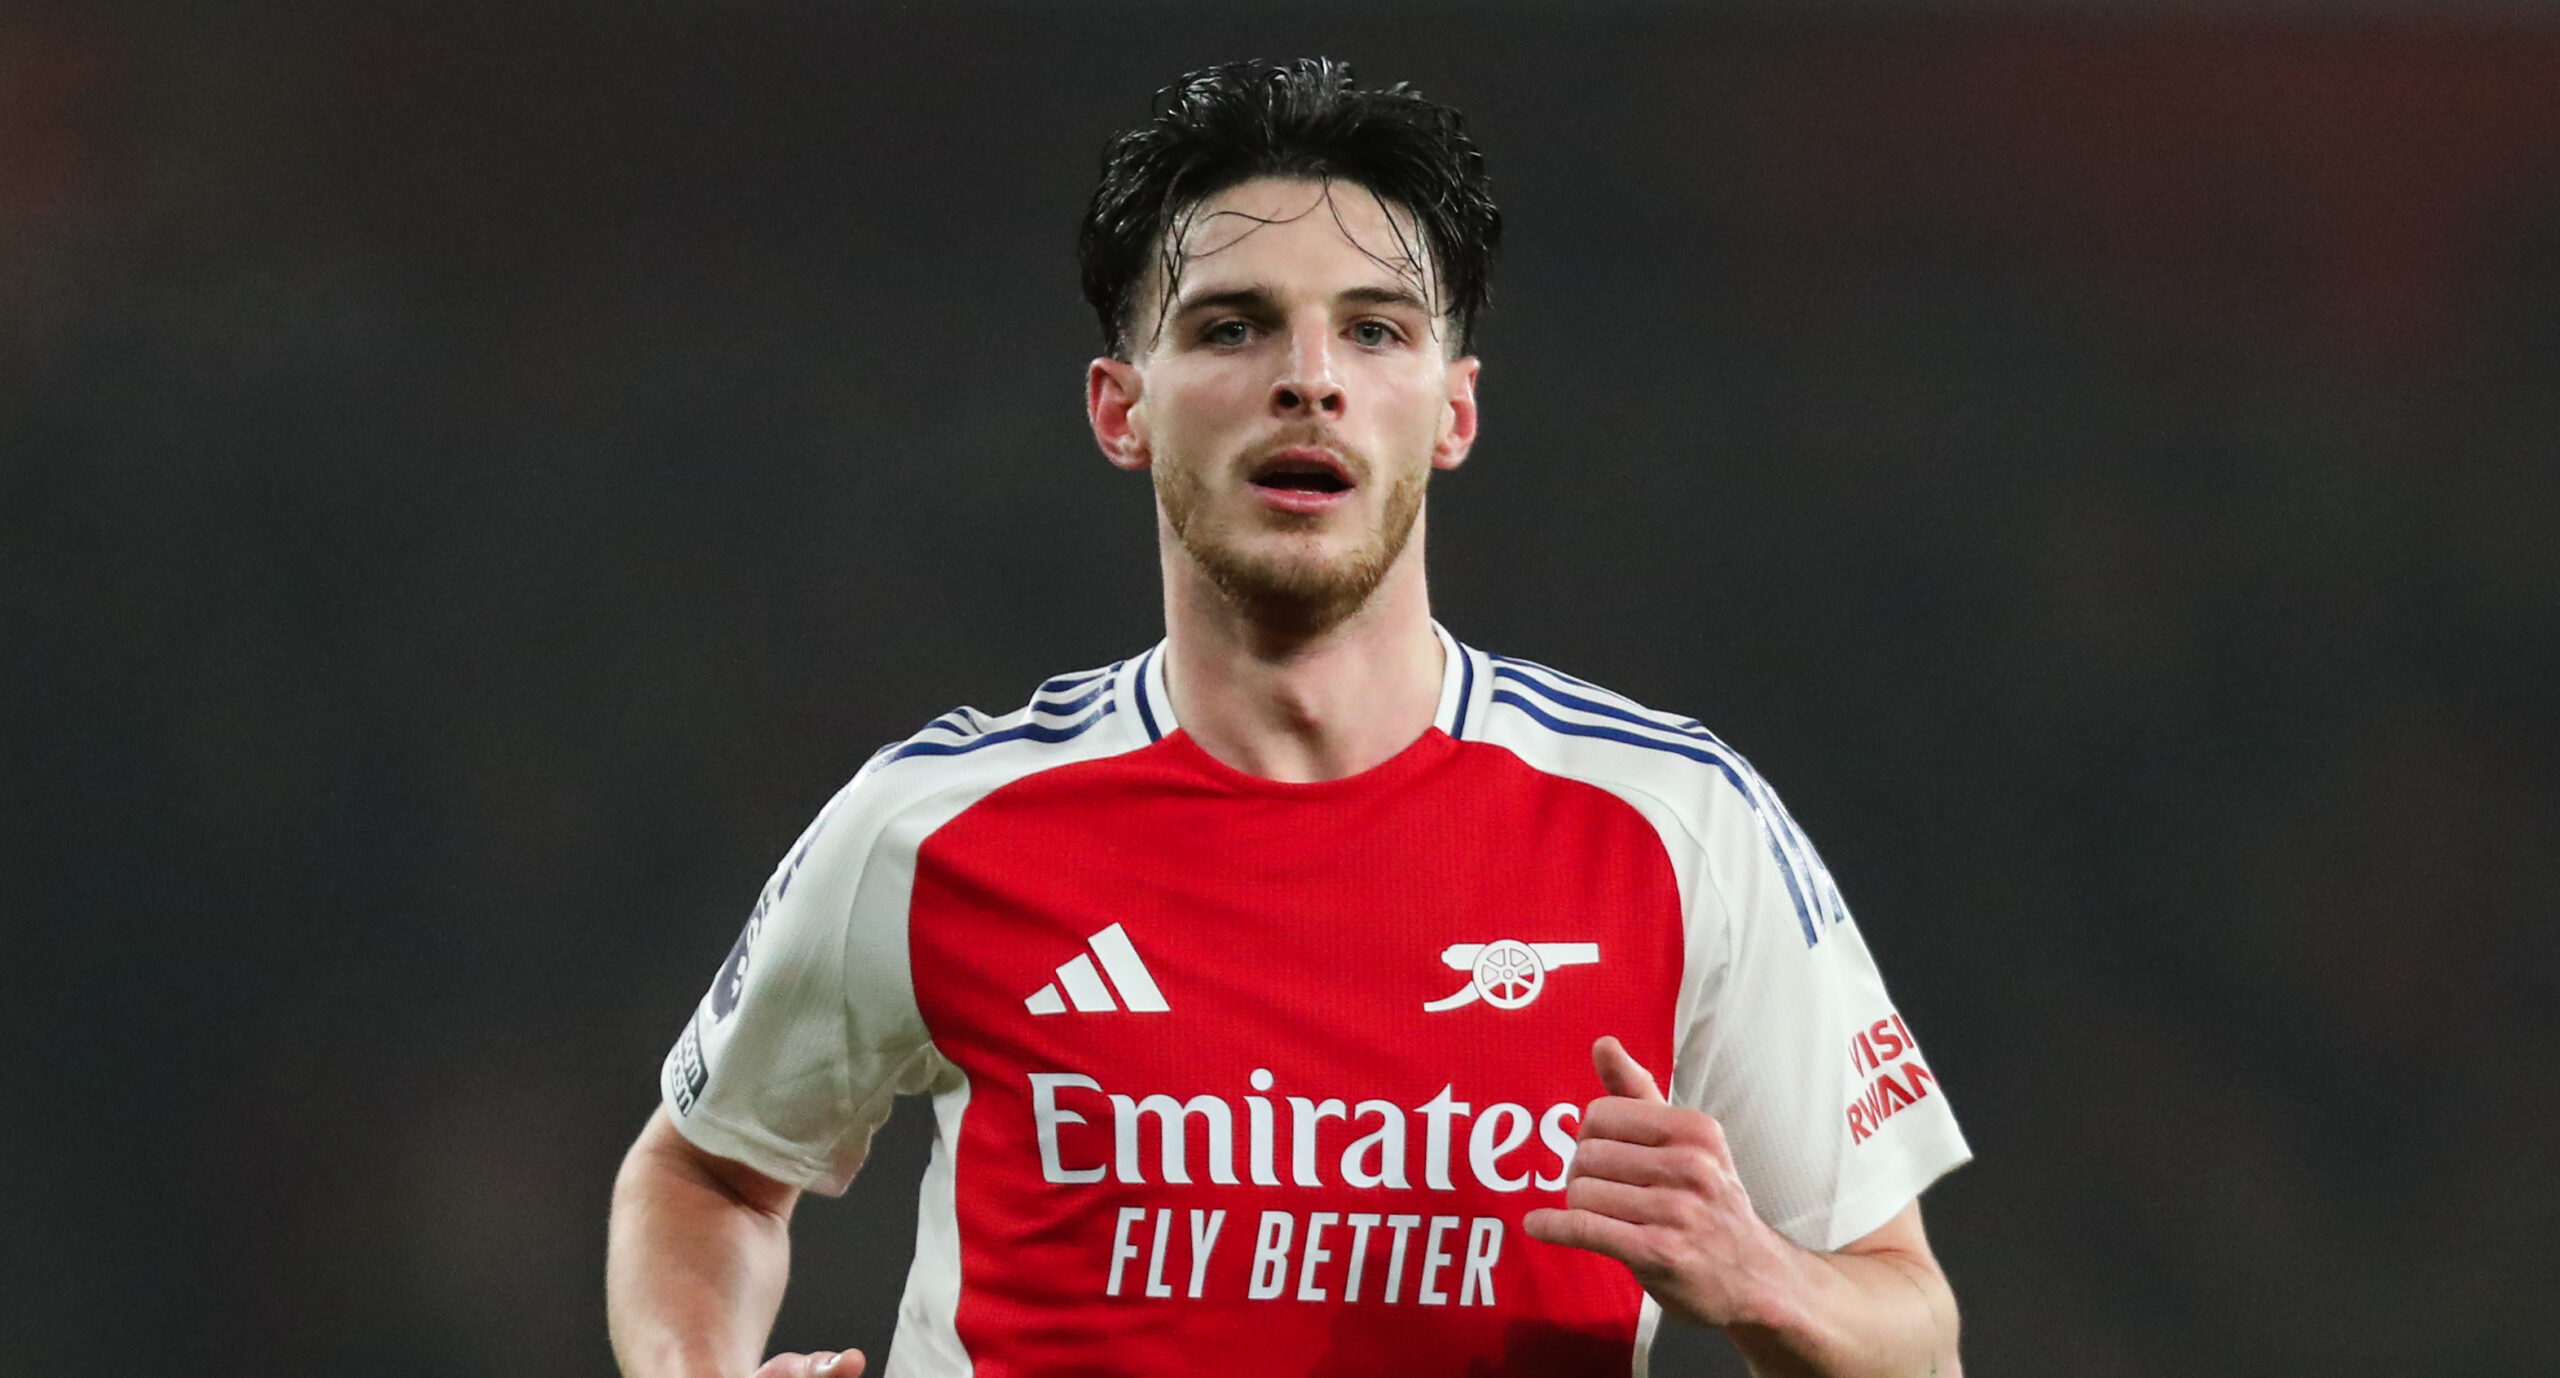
[1249,449,1354,495]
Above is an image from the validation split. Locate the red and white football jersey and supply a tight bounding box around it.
[662,626,1969,1377]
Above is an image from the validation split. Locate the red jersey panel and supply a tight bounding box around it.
[907,727,1684,1376]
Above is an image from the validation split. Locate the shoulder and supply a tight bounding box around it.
[791,650,1164,876]
[1472,650,1769,812]
[868,654,1143,772]
[1464,647,1849,945]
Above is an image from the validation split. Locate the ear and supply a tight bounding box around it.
[1431,355,1481,472]
[1087,357,1150,471]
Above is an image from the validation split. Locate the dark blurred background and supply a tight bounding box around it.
[6,2,2557,1374]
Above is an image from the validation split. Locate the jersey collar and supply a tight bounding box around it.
[1124,621,1489,746]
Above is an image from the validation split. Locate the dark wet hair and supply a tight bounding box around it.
[1079,57,1501,359]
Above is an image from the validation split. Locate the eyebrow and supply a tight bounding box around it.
[1336,285,1432,314]
[1170,283,1434,317]
[1171,286,1279,318]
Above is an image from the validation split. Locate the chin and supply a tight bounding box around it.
[1186,535,1399,636]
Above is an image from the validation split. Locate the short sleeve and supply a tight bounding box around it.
[659,773,939,1195]
[1670,781,1971,1252]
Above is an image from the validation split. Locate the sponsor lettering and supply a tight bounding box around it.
[1037,1069,1561,1306]
[1846,1014,1915,1075]
[1104,1206,1505,1306]
[1844,1014,1935,1143]
[1031,1068,1577,1194]
[1106,1207,1226,1298]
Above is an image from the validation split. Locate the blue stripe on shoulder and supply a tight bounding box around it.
[1488,665,1729,760]
[1031,678,1110,717]
[1491,657,1721,744]
[883,701,1118,764]
[1488,676,1825,948]
[1487,653,1623,702]
[1488,685,1750,784]
[1038,666,1115,694]
[1490,656,1728,752]
[1490,662,1828,910]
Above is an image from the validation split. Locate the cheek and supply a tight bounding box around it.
[1364,371,1454,446]
[1146,372,1261,450]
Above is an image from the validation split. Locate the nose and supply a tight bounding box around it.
[1270,325,1346,419]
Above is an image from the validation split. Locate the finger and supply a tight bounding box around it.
[1563,1175,1692,1227]
[1577,1097,1685,1148]
[1564,1136,1716,1192]
[1592,1036,1665,1103]
[1523,1205,1650,1265]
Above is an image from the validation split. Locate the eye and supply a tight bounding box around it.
[1350,320,1402,348]
[1204,319,1254,347]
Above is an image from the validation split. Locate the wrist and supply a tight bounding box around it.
[1715,1237,1840,1371]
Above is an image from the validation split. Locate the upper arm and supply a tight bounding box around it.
[1829,1199,1958,1350]
[624,1104,802,1221]
[1832,1199,1936,1270]
[1834,1200,1960,1362]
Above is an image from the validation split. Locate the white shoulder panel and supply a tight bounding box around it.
[1464,649,1969,1252]
[660,653,1160,1195]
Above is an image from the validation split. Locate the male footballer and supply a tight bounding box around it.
[607,58,1969,1377]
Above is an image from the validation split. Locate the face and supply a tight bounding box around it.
[1088,177,1480,636]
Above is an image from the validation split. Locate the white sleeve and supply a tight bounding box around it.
[658,773,941,1195]
[1668,776,1972,1252]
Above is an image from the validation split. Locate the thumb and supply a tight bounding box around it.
[754,1351,867,1378]
[1591,1036,1664,1103]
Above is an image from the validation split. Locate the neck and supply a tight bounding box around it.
[1159,515,1446,784]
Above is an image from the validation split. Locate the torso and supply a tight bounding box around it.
[907,726,1684,1376]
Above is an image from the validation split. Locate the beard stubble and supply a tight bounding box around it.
[1157,451,1429,639]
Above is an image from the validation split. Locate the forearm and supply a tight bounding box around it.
[608,1108,798,1378]
[1724,1242,1959,1378]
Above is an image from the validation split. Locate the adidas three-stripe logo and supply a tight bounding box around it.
[1024,923,1169,1015]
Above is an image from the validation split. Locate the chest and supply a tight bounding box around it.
[905,739,1688,1147]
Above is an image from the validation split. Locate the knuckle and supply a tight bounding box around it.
[1659,1193,1704,1233]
